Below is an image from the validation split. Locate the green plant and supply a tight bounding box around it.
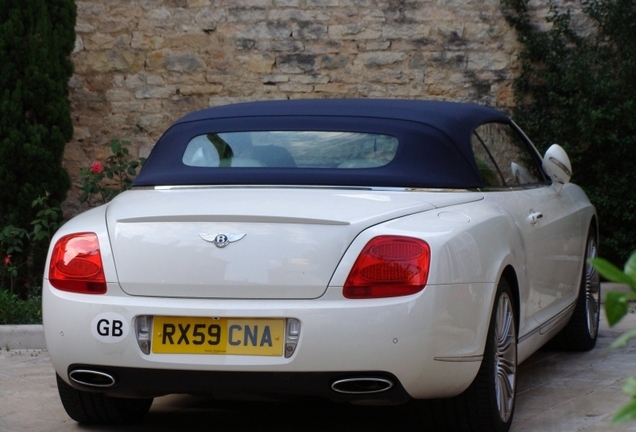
[590,252,636,423]
[0,195,61,324]
[80,139,146,206]
[0,287,42,324]
[1,195,63,293]
[0,0,76,237]
[501,0,636,265]
[30,195,64,242]
[0,225,28,290]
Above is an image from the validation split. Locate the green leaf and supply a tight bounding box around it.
[624,252,636,284]
[612,399,636,424]
[623,377,636,397]
[111,140,121,153]
[589,258,636,288]
[610,328,636,350]
[604,291,629,326]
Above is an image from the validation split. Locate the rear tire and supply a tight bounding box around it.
[56,374,153,425]
[548,225,600,351]
[412,280,517,432]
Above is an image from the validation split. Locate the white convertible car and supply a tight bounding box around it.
[44,99,599,432]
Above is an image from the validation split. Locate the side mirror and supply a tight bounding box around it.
[542,144,572,193]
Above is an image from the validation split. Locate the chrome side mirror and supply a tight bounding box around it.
[543,144,572,193]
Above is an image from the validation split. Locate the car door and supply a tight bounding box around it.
[471,122,582,329]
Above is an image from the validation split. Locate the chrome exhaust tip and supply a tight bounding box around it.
[331,377,394,394]
[69,369,116,388]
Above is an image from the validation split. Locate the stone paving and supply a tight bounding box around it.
[1,313,636,431]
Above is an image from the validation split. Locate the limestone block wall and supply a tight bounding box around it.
[64,0,584,215]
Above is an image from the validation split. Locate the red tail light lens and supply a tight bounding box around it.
[344,236,430,299]
[49,233,107,294]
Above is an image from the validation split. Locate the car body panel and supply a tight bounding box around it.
[106,188,483,299]
[511,185,583,323]
[44,184,591,396]
[43,280,491,400]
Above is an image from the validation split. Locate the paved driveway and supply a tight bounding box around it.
[2,313,636,432]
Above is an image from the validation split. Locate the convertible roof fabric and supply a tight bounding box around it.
[134,99,511,189]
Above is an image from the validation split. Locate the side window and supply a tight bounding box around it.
[471,132,505,187]
[472,123,543,187]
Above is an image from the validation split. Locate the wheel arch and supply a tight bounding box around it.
[500,265,520,337]
[590,214,599,242]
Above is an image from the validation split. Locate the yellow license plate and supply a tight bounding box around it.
[152,317,285,356]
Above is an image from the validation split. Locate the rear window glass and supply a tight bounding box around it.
[182,131,399,169]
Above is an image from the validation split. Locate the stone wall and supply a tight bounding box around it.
[64,0,584,216]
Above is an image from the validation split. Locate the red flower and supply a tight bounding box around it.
[3,255,11,265]
[90,161,104,174]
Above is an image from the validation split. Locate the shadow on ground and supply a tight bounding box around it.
[79,396,417,432]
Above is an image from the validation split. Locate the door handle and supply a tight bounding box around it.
[527,211,543,225]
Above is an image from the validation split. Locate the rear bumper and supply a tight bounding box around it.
[44,281,495,401]
[66,365,412,402]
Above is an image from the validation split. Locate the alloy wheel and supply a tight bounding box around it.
[585,236,601,339]
[494,292,516,423]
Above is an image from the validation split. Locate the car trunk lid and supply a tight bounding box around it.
[106,187,480,299]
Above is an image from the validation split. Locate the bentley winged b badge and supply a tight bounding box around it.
[199,233,246,248]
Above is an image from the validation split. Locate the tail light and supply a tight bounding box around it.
[49,233,107,294]
[344,236,430,299]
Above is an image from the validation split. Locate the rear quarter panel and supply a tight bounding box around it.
[329,199,529,355]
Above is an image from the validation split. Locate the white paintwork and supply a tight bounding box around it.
[43,180,595,400]
[104,188,481,299]
[543,144,573,192]
[44,280,492,399]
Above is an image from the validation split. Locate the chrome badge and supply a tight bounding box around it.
[199,233,246,248]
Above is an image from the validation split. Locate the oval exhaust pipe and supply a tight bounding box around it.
[331,377,394,394]
[69,369,116,388]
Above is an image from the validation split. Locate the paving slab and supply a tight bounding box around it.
[1,313,636,431]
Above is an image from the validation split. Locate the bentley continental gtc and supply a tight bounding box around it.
[44,99,599,432]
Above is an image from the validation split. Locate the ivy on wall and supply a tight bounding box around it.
[501,0,636,264]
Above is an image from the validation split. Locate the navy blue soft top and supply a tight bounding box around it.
[133,99,511,189]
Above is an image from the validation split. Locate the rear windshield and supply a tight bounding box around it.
[182,131,399,169]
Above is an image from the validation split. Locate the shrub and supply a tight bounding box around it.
[80,139,146,207]
[0,140,142,323]
[0,0,77,288]
[501,0,636,264]
[0,288,42,325]
[0,196,63,293]
[590,252,636,423]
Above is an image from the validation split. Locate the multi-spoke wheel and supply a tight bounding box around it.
[583,233,601,340]
[462,279,518,432]
[551,225,601,351]
[493,289,517,424]
[417,279,517,432]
